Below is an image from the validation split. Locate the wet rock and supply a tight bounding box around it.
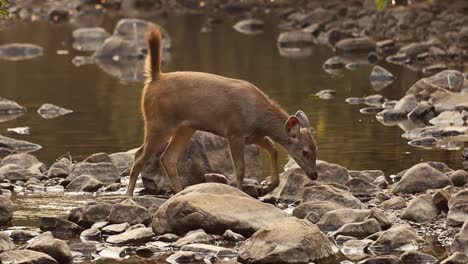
[1,153,42,169]
[121,196,166,212]
[447,190,468,227]
[442,252,468,264]
[323,56,344,69]
[107,227,154,244]
[400,194,439,223]
[450,170,468,187]
[64,162,119,185]
[83,152,112,163]
[451,220,468,254]
[364,94,386,106]
[386,53,410,65]
[0,43,43,61]
[7,126,30,135]
[376,109,407,124]
[72,27,110,52]
[395,94,418,114]
[108,203,151,226]
[369,225,425,253]
[223,229,245,242]
[333,218,381,239]
[0,165,43,182]
[370,66,395,90]
[173,229,214,247]
[102,223,130,235]
[407,102,436,122]
[400,251,437,264]
[335,37,376,55]
[66,175,103,192]
[293,201,344,221]
[109,151,133,174]
[40,216,82,236]
[358,255,401,264]
[462,148,468,161]
[0,249,58,264]
[360,107,385,115]
[98,246,128,259]
[346,97,365,105]
[27,232,72,264]
[71,55,94,67]
[349,170,384,183]
[152,183,287,237]
[340,238,372,260]
[315,89,335,100]
[317,209,371,232]
[80,227,101,239]
[0,232,14,253]
[302,183,365,209]
[47,158,71,178]
[278,30,314,49]
[403,126,467,141]
[233,19,264,35]
[0,97,26,114]
[426,70,464,93]
[373,176,389,189]
[37,104,73,119]
[142,131,261,194]
[432,189,451,213]
[238,217,334,263]
[165,251,205,263]
[68,202,113,228]
[0,196,13,224]
[423,64,448,75]
[181,243,236,258]
[392,163,452,194]
[430,111,465,126]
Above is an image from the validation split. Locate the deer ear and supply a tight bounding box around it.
[295,110,310,128]
[285,116,300,137]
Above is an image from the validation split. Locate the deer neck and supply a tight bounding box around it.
[258,103,291,147]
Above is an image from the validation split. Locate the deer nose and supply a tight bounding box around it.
[307,171,318,180]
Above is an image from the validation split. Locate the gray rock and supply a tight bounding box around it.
[370,66,395,90]
[408,102,436,122]
[316,160,350,184]
[302,183,365,209]
[349,170,384,183]
[392,163,452,194]
[83,152,112,163]
[359,255,401,264]
[451,220,468,254]
[380,197,407,210]
[0,43,43,61]
[238,218,335,263]
[47,158,71,178]
[68,202,113,228]
[441,252,468,264]
[233,19,264,35]
[0,135,42,153]
[268,167,311,201]
[346,178,380,196]
[293,201,345,221]
[223,229,245,242]
[102,223,130,234]
[9,230,39,241]
[369,225,425,254]
[0,196,13,224]
[1,153,42,169]
[0,232,14,253]
[400,194,439,223]
[109,151,133,174]
[323,56,344,69]
[277,30,314,48]
[72,27,110,52]
[66,175,103,192]
[27,232,72,264]
[173,229,214,247]
[400,251,437,264]
[64,162,119,185]
[80,228,101,239]
[108,203,151,226]
[181,243,236,258]
[333,218,381,239]
[40,217,82,236]
[317,209,371,232]
[450,170,468,187]
[447,190,468,227]
[335,37,376,55]
[106,227,154,244]
[152,183,288,237]
[0,249,58,264]
[121,196,166,210]
[0,97,26,114]
[364,94,386,106]
[37,104,73,119]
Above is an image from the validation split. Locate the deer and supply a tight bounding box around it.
[125,27,318,196]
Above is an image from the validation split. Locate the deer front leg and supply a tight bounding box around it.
[253,136,279,194]
[227,136,246,191]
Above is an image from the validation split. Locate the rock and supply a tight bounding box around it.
[5,126,29,135]
[346,178,380,196]
[0,43,44,61]
[400,194,439,223]
[47,158,71,178]
[98,246,127,259]
[450,170,468,187]
[369,225,425,253]
[37,104,73,119]
[400,251,437,264]
[345,97,365,105]
[359,255,401,264]
[27,232,73,264]
[108,203,151,226]
[233,19,264,35]
[223,229,245,242]
[432,189,451,213]
[395,94,418,114]
[447,190,468,227]
[0,196,13,224]
[83,152,112,163]
[392,163,452,194]
[407,137,437,148]
[316,160,349,184]
[0,135,42,153]
[121,196,166,211]
[268,167,311,201]
[1,153,41,169]
[181,243,236,258]
[364,94,385,106]
[323,56,344,70]
[165,251,205,263]
[66,175,103,192]
[102,223,130,234]
[370,66,395,90]
[173,229,214,247]
[277,31,314,48]
[156,233,179,242]
[315,89,335,100]
[302,183,365,209]
[152,183,288,237]
[374,176,389,189]
[423,64,448,75]
[340,239,372,260]
[317,209,371,232]
[426,70,464,92]
[109,151,133,174]
[0,97,26,114]
[451,220,468,254]
[442,252,468,264]
[80,228,101,239]
[142,131,261,194]
[238,218,335,264]
[0,232,14,253]
[72,27,110,51]
[349,170,384,183]
[335,37,376,55]
[333,218,381,239]
[462,148,468,161]
[48,7,69,23]
[376,109,407,124]
[293,201,344,221]
[380,197,406,210]
[204,173,228,184]
[9,230,39,241]
[407,102,436,122]
[40,217,82,236]
[107,227,154,244]
[68,202,112,228]
[0,249,58,264]
[63,162,119,185]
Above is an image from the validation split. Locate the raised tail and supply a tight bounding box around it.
[145,27,162,80]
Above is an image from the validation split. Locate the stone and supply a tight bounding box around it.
[0,135,41,153]
[109,151,133,174]
[432,189,451,213]
[441,252,468,264]
[72,27,110,52]
[121,196,167,210]
[400,194,439,223]
[450,170,468,187]
[400,251,437,264]
[408,102,436,122]
[392,163,452,194]
[0,97,26,114]
[181,243,236,258]
[0,196,13,224]
[335,37,376,55]
[152,183,288,237]
[47,158,71,178]
[204,173,228,184]
[142,131,261,194]
[63,162,119,185]
[106,227,154,244]
[316,160,350,184]
[317,209,371,232]
[238,218,335,264]
[268,167,311,201]
[369,225,425,253]
[277,31,314,48]
[0,249,57,264]
[451,220,468,254]
[370,66,395,90]
[1,153,41,169]
[80,228,101,239]
[83,152,112,163]
[102,223,130,234]
[37,104,73,119]
[66,175,103,192]
[0,43,44,61]
[27,232,73,264]
[430,111,465,126]
[9,230,39,241]
[323,56,344,70]
[108,203,151,226]
[302,183,365,209]
[358,255,401,264]
[173,229,214,247]
[40,217,82,236]
[333,218,381,239]
[346,178,380,196]
[380,197,406,210]
[349,170,384,183]
[447,190,468,227]
[293,201,344,221]
[364,94,386,106]
[0,232,14,253]
[233,19,264,35]
[223,229,245,242]
[68,202,113,228]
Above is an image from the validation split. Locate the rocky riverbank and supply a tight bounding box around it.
[0,142,467,263]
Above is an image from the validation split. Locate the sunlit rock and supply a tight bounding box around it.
[233,19,264,35]
[335,37,376,55]
[370,66,395,90]
[0,43,43,61]
[37,103,73,119]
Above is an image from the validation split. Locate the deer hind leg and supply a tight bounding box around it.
[253,136,279,194]
[228,136,246,191]
[160,126,195,193]
[126,129,169,196]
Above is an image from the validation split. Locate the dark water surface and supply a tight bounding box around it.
[0,14,463,177]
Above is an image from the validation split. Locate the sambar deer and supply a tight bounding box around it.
[125,27,318,196]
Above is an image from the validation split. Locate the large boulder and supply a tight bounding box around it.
[316,208,371,231]
[66,175,103,192]
[302,183,365,209]
[268,167,311,201]
[369,225,425,253]
[107,203,151,226]
[27,232,72,264]
[68,202,113,228]
[392,163,452,194]
[63,162,119,185]
[0,232,14,253]
[152,183,288,237]
[447,190,468,227]
[0,249,58,264]
[400,194,439,223]
[0,196,14,224]
[451,221,468,254]
[292,201,345,222]
[106,227,154,244]
[238,218,335,264]
[40,217,82,236]
[142,131,261,194]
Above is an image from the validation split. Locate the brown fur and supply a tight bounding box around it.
[126,28,318,196]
